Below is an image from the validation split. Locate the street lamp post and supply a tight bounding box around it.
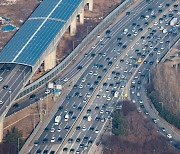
[73,39,79,50]
[86,26,93,34]
[159,102,164,112]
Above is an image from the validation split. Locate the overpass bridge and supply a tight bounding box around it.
[0,0,94,141]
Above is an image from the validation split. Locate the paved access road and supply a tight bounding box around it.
[23,0,180,154]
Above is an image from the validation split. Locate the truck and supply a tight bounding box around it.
[48,82,54,89]
[170,17,178,26]
[162,29,167,34]
[54,115,61,125]
[56,84,62,90]
[87,116,92,122]
[64,114,69,121]
[123,28,128,34]
[114,91,119,98]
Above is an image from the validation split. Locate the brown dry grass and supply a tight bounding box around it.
[102,102,179,154]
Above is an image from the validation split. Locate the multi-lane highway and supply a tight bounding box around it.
[0,64,31,116]
[21,0,180,153]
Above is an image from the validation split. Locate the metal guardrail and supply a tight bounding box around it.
[16,0,135,100]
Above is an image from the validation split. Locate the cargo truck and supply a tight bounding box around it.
[54,115,61,125]
[170,17,178,26]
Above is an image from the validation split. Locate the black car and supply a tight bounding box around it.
[57,137,63,142]
[13,103,19,108]
[76,138,81,142]
[3,85,8,89]
[43,138,48,144]
[29,94,36,100]
[63,148,68,151]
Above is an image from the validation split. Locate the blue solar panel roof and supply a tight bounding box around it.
[0,0,82,66]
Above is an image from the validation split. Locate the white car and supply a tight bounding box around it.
[167,134,172,139]
[50,127,55,133]
[107,97,111,101]
[115,65,119,68]
[89,71,93,75]
[132,100,136,103]
[63,78,68,82]
[92,45,96,49]
[51,137,55,143]
[100,110,104,114]
[82,126,86,131]
[0,100,3,105]
[154,22,158,26]
[45,89,50,94]
[0,77,3,82]
[95,129,99,134]
[79,84,83,89]
[57,127,62,132]
[100,37,104,42]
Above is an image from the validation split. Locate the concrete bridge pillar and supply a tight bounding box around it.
[79,9,84,24]
[0,119,3,142]
[70,17,77,36]
[88,0,93,11]
[44,50,56,71]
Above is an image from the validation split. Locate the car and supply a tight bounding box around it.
[63,78,68,82]
[6,67,11,71]
[167,134,172,139]
[43,150,48,154]
[43,138,48,144]
[57,137,63,142]
[65,126,70,131]
[50,127,55,133]
[161,128,166,132]
[82,126,86,131]
[45,89,50,94]
[70,149,75,153]
[152,118,157,124]
[36,149,42,154]
[83,136,89,141]
[76,126,81,130]
[77,106,82,111]
[3,85,8,89]
[63,148,68,151]
[76,138,81,142]
[89,127,94,131]
[29,94,36,99]
[50,151,55,154]
[0,77,3,82]
[95,106,100,110]
[12,103,19,108]
[68,138,73,143]
[34,140,39,146]
[95,129,99,134]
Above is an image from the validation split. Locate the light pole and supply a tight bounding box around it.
[86,26,93,34]
[159,102,163,112]
[72,39,79,50]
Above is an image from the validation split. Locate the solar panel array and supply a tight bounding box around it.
[0,0,82,66]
